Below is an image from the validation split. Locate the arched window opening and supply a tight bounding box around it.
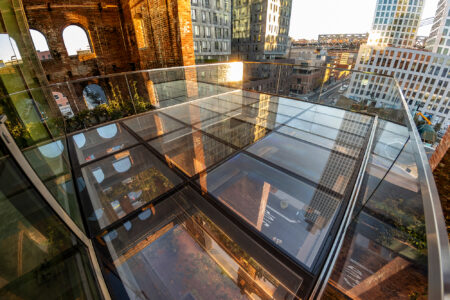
[83,84,107,109]
[0,34,21,65]
[30,29,51,60]
[62,25,92,56]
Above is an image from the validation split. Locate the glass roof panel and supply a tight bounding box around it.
[149,128,235,177]
[191,96,241,114]
[123,111,185,141]
[71,123,138,164]
[276,125,361,158]
[247,132,336,184]
[249,101,305,117]
[80,145,182,231]
[197,153,341,270]
[199,117,272,149]
[276,98,315,110]
[160,103,227,127]
[216,92,261,106]
[97,187,302,300]
[285,118,366,148]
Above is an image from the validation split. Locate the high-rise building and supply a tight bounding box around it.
[231,0,292,61]
[368,0,424,48]
[191,0,232,62]
[352,0,450,130]
[426,0,450,54]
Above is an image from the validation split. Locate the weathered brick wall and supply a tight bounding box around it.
[24,0,135,82]
[22,0,195,110]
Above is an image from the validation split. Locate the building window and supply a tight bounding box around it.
[202,11,207,22]
[191,9,196,21]
[133,15,148,49]
[194,25,200,37]
[62,25,92,56]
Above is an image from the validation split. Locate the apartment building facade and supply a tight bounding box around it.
[349,46,450,127]
[191,0,232,62]
[231,0,292,61]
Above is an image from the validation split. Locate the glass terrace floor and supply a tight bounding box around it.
[67,82,374,299]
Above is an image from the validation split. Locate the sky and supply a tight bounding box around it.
[0,0,443,62]
[289,0,440,39]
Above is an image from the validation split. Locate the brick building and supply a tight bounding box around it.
[23,0,196,83]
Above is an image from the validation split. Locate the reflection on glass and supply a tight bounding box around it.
[80,145,181,231]
[198,154,341,269]
[23,139,83,229]
[0,144,100,299]
[250,101,304,117]
[149,129,235,176]
[276,125,360,158]
[216,93,260,106]
[191,97,241,114]
[295,109,370,137]
[285,117,366,149]
[226,107,283,130]
[200,118,271,148]
[97,187,300,300]
[71,123,137,164]
[161,103,221,126]
[248,133,332,182]
[123,111,185,141]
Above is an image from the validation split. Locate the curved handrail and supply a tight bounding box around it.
[394,80,450,300]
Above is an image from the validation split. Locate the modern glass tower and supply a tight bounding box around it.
[368,0,424,48]
[426,0,450,55]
